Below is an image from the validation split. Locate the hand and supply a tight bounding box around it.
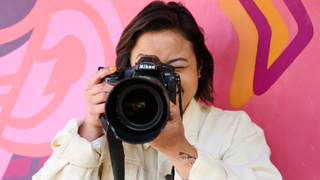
[148,102,186,154]
[79,66,116,142]
[148,103,198,179]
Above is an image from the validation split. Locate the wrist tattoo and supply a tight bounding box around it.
[176,152,196,167]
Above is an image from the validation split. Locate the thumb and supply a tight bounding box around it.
[169,101,181,120]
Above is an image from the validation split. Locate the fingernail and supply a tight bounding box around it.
[170,101,173,107]
[109,66,116,71]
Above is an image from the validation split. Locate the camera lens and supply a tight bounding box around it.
[105,77,170,143]
[116,84,164,131]
[122,89,158,125]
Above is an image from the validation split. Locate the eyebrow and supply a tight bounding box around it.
[165,58,188,64]
[135,54,188,64]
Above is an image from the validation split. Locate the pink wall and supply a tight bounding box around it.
[0,0,319,179]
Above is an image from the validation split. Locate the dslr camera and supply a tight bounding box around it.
[100,55,181,144]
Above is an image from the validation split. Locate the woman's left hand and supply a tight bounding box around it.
[148,102,185,153]
[148,102,198,179]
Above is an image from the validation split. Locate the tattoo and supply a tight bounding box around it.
[176,152,196,167]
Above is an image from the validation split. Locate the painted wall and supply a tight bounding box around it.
[0,0,319,179]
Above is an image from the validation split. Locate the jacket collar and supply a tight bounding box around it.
[142,98,200,150]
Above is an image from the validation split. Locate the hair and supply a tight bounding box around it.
[115,1,214,104]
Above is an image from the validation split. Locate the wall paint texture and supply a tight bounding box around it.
[0,0,319,179]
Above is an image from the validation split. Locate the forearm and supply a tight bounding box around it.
[33,118,105,180]
[167,139,198,179]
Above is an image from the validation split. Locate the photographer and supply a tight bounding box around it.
[33,1,282,180]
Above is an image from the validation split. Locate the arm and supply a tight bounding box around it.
[168,144,197,180]
[188,112,282,180]
[33,67,116,179]
[32,118,107,180]
[150,105,282,180]
[148,104,196,179]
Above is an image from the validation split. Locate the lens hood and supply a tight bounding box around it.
[105,77,170,144]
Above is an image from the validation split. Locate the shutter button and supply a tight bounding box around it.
[165,174,171,180]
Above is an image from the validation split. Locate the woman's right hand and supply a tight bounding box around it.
[79,66,117,142]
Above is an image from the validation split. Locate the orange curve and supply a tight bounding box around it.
[219,0,258,108]
[253,0,289,68]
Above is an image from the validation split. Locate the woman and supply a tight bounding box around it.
[33,1,282,180]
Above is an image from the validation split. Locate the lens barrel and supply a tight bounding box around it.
[117,84,163,131]
[105,77,170,144]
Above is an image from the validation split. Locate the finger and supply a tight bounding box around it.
[169,102,181,120]
[86,66,117,87]
[86,83,113,96]
[87,92,109,105]
[87,103,106,118]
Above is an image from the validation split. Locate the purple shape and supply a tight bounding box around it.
[240,0,314,95]
[39,156,50,169]
[26,157,43,179]
[10,154,26,161]
[0,0,36,58]
[0,0,37,30]
[0,30,33,57]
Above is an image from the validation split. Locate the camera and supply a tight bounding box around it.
[100,55,181,144]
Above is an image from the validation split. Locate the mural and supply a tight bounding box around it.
[0,0,319,179]
[219,0,314,107]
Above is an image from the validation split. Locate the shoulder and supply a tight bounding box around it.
[191,101,267,156]
[196,102,263,140]
[200,102,248,121]
[197,101,249,123]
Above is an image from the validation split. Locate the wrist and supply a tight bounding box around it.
[167,138,197,160]
[79,120,104,142]
[167,139,198,179]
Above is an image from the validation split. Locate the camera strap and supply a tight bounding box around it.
[100,114,125,180]
[170,73,183,180]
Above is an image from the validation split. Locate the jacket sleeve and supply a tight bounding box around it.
[175,112,282,180]
[32,118,107,180]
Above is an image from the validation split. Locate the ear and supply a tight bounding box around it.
[197,66,202,78]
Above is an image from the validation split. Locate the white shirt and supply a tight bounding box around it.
[33,98,282,180]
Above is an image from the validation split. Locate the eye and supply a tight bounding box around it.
[173,66,186,69]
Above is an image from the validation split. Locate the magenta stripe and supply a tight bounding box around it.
[2,158,31,178]
[239,0,271,93]
[240,0,314,95]
[2,156,43,180]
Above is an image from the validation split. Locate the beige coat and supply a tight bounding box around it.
[33,98,282,180]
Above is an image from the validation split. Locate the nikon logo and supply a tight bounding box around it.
[138,64,157,70]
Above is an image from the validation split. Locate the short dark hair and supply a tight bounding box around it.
[116,1,214,104]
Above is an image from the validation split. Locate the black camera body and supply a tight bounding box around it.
[102,55,177,104]
[100,55,180,144]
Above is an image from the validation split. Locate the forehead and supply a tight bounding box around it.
[130,30,194,65]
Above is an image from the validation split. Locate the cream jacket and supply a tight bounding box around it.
[33,99,282,180]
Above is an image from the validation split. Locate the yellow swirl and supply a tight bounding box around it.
[254,0,289,68]
[219,0,289,107]
[219,0,257,108]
